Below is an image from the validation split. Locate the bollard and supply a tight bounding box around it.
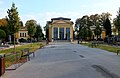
[0,54,5,76]
[77,40,79,44]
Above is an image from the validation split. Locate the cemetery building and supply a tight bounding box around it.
[47,17,74,42]
[15,27,29,40]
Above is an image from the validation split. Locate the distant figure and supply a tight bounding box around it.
[46,39,49,44]
[80,38,82,43]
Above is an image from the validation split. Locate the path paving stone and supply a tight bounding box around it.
[1,42,120,78]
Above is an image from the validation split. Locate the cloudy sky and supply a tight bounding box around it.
[0,0,120,27]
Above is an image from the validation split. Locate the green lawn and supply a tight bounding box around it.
[80,42,120,53]
[0,42,46,68]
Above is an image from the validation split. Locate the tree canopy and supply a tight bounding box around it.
[34,24,44,41]
[25,19,37,38]
[0,29,6,39]
[44,23,49,39]
[0,18,9,40]
[0,18,8,27]
[75,12,111,40]
[113,8,120,35]
[103,18,112,37]
[75,15,93,39]
[19,21,24,27]
[7,3,20,34]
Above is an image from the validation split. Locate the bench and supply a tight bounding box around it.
[92,42,97,47]
[90,41,104,48]
[20,48,35,61]
[90,42,97,48]
[117,50,120,55]
[39,43,43,48]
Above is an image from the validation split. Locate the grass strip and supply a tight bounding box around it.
[80,42,120,53]
[0,42,46,68]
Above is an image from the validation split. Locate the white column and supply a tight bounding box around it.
[52,27,54,38]
[58,27,59,38]
[64,27,66,39]
[70,27,73,42]
[70,27,71,39]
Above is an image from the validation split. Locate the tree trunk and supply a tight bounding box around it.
[14,33,18,68]
[14,33,16,54]
[30,37,32,47]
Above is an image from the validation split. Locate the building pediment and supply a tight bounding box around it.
[52,20,73,24]
[53,20,67,24]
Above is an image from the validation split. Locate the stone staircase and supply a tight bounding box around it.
[53,40,71,42]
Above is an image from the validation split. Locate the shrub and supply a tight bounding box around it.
[19,38,27,43]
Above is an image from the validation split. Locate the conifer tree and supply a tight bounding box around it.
[103,18,112,37]
[7,3,20,54]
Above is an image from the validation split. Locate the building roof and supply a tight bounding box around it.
[19,26,27,31]
[51,17,71,20]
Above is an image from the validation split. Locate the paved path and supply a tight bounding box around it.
[1,42,120,78]
[0,43,30,51]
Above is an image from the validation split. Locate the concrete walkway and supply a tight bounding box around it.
[0,43,31,51]
[1,42,120,78]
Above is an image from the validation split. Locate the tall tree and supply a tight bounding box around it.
[75,15,92,40]
[114,8,120,35]
[7,3,20,35]
[113,18,118,35]
[25,19,37,40]
[34,24,44,41]
[100,12,111,24]
[7,3,20,65]
[75,18,82,39]
[44,22,49,39]
[7,3,20,55]
[81,15,92,39]
[103,18,112,37]
[89,14,102,39]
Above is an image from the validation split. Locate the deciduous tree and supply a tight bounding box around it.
[0,18,9,41]
[25,19,37,40]
[75,15,92,40]
[113,8,120,35]
[34,24,44,41]
[0,29,6,42]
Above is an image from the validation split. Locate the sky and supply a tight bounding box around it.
[0,0,120,27]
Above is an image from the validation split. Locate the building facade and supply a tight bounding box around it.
[47,17,74,42]
[90,26,106,40]
[15,27,29,40]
